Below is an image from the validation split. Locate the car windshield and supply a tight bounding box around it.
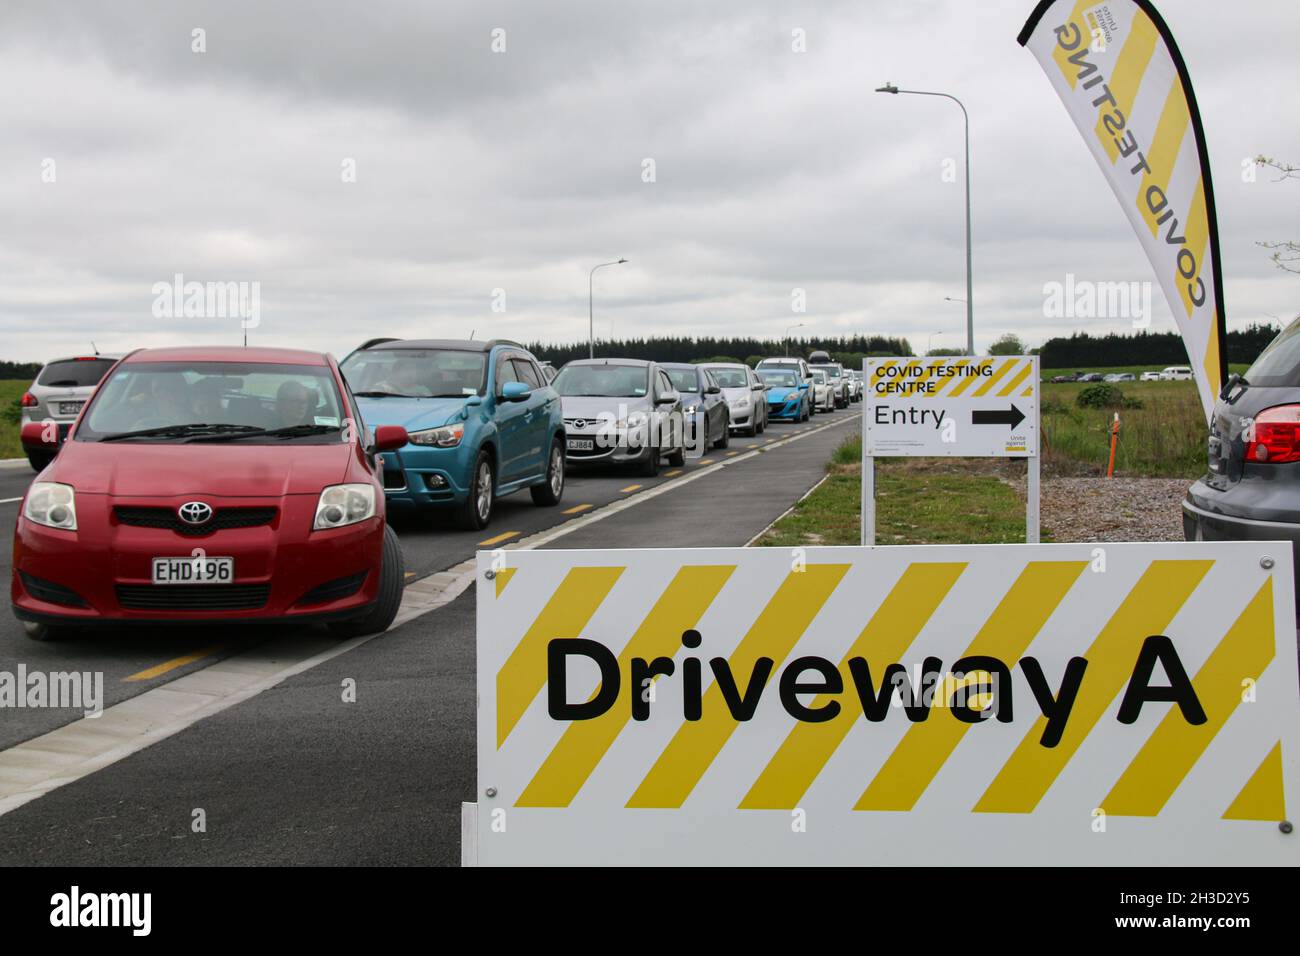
[818,366,842,379]
[758,370,797,387]
[78,361,346,443]
[707,368,748,388]
[553,364,649,398]
[664,368,701,393]
[36,357,116,388]
[811,370,827,383]
[340,348,486,398]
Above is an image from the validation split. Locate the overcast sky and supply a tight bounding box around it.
[1,0,1297,362]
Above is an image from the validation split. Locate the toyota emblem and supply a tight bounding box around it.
[178,501,214,525]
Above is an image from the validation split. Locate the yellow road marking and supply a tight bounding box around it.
[665,470,683,477]
[124,646,225,683]
[725,451,738,457]
[698,459,714,465]
[478,531,521,547]
[562,503,592,514]
[620,484,643,493]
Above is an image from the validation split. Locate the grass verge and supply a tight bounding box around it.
[757,435,1033,547]
[0,379,29,459]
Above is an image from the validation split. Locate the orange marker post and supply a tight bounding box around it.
[1106,412,1119,478]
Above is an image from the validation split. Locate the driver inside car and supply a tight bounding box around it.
[275,381,317,427]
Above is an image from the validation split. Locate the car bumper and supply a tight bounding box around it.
[563,433,656,466]
[767,399,802,420]
[378,445,472,508]
[1182,493,1300,600]
[11,497,383,625]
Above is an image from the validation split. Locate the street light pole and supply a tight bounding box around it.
[589,258,627,359]
[877,83,973,356]
[785,322,805,357]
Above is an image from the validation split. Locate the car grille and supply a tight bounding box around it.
[296,572,368,606]
[20,572,89,608]
[114,506,277,535]
[115,584,270,611]
[563,417,603,430]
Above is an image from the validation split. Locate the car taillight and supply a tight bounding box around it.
[1244,405,1300,464]
[21,392,38,407]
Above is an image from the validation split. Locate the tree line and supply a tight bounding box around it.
[526,334,915,368]
[1038,325,1281,370]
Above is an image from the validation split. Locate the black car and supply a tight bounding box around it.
[1184,318,1300,602]
[660,362,730,454]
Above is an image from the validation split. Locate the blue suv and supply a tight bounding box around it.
[340,338,565,529]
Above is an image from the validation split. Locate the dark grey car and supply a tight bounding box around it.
[1184,318,1300,602]
[661,363,730,454]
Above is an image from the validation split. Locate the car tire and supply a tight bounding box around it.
[26,450,54,473]
[22,620,70,642]
[458,450,495,530]
[667,443,685,467]
[328,523,405,639]
[530,438,565,507]
[638,445,661,477]
[714,416,730,449]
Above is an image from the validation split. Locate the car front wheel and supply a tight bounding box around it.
[328,523,405,638]
[458,451,495,530]
[531,438,565,506]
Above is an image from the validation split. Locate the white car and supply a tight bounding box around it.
[699,362,768,436]
[809,367,835,412]
[1139,370,1162,381]
[1159,365,1193,381]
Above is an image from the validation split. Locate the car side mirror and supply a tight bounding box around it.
[656,389,680,406]
[20,421,59,448]
[706,385,721,395]
[372,425,408,452]
[501,381,531,402]
[798,382,810,390]
[752,382,765,391]
[465,393,482,407]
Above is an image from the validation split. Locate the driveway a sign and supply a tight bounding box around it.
[864,356,1038,458]
[468,543,1299,866]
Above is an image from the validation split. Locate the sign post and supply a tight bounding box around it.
[862,356,1040,544]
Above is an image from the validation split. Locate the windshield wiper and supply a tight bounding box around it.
[353,390,420,398]
[99,423,260,442]
[188,423,341,442]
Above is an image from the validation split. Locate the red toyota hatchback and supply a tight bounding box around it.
[11,347,409,641]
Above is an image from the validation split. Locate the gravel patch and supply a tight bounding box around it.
[1005,474,1191,542]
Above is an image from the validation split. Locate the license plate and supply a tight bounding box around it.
[151,557,234,584]
[58,401,84,415]
[567,438,594,451]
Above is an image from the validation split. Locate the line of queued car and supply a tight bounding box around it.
[1047,366,1193,384]
[10,339,862,641]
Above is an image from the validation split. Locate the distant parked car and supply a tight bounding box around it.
[1103,372,1136,383]
[1049,374,1076,384]
[1184,317,1300,607]
[809,368,835,413]
[1076,372,1104,383]
[756,367,811,422]
[661,363,730,453]
[19,354,122,471]
[1160,365,1194,381]
[699,362,767,436]
[1140,370,1162,382]
[551,359,686,476]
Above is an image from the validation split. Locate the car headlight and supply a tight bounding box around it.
[615,413,648,429]
[313,483,376,530]
[407,423,464,447]
[733,396,750,407]
[24,482,77,530]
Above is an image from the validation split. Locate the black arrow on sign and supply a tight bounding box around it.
[971,404,1025,429]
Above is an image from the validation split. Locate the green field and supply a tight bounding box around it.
[1,379,29,460]
[1040,378,1206,479]
[1040,363,1249,376]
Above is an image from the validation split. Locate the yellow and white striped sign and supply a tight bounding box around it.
[865,356,1037,457]
[474,543,1297,865]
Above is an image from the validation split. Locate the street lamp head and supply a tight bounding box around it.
[618,258,627,264]
[875,82,899,94]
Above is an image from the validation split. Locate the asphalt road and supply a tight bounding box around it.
[0,409,858,865]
